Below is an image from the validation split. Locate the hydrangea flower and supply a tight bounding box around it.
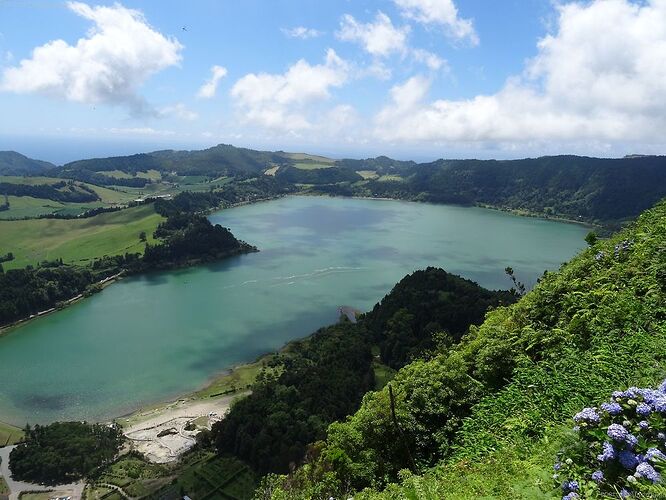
[635,462,661,483]
[659,432,666,441]
[591,470,604,483]
[654,397,666,413]
[639,420,649,430]
[646,448,666,462]
[619,450,638,469]
[562,493,579,500]
[562,480,579,492]
[597,442,617,462]
[659,378,666,393]
[601,401,622,415]
[608,423,629,442]
[554,462,562,471]
[574,407,600,424]
[636,402,652,417]
[620,488,632,498]
[625,434,638,449]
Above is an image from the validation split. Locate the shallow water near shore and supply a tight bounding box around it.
[0,196,588,425]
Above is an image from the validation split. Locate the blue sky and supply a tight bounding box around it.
[0,0,664,164]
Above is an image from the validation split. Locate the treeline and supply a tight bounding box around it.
[212,322,375,474]
[144,213,255,268]
[211,268,512,476]
[0,262,113,326]
[260,199,666,500]
[0,180,99,203]
[56,168,150,187]
[9,422,123,485]
[364,267,516,369]
[275,166,362,184]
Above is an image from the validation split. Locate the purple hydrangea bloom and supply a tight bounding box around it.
[620,488,632,499]
[625,434,639,449]
[613,390,625,399]
[635,462,661,483]
[554,462,562,471]
[619,450,639,469]
[591,470,604,483]
[639,420,649,430]
[608,423,629,442]
[601,401,623,415]
[639,389,661,404]
[625,387,641,398]
[597,441,617,462]
[562,480,579,492]
[636,402,652,417]
[574,407,600,424]
[646,448,666,462]
[654,397,666,413]
[659,432,666,441]
[562,494,579,500]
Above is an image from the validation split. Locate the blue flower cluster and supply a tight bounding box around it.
[614,239,633,257]
[554,379,666,498]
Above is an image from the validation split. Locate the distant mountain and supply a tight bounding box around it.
[0,151,55,175]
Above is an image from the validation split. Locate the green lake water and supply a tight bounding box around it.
[0,196,589,425]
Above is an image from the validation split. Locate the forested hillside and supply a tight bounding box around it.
[259,198,666,499]
[0,151,54,175]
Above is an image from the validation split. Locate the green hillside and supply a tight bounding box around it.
[0,204,164,269]
[259,199,666,499]
[0,151,54,175]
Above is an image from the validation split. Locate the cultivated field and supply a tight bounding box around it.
[0,205,164,269]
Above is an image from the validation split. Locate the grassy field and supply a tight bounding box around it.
[0,476,8,496]
[0,205,164,269]
[194,354,278,399]
[372,361,396,390]
[357,170,380,180]
[293,162,334,170]
[285,152,334,164]
[0,420,24,446]
[98,169,162,181]
[378,174,404,182]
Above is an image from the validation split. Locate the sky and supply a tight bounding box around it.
[0,0,665,164]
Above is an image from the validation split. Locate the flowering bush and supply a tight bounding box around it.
[554,380,666,498]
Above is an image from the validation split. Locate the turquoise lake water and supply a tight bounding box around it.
[0,196,589,425]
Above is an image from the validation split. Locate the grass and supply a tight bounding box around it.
[377,175,404,182]
[0,204,164,269]
[98,169,162,181]
[0,476,9,496]
[293,162,334,170]
[285,153,335,164]
[18,493,53,500]
[194,354,278,399]
[372,361,396,390]
[264,166,280,176]
[357,170,380,180]
[0,420,24,446]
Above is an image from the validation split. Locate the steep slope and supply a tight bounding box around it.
[0,151,54,175]
[262,199,666,499]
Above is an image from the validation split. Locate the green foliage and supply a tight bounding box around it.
[265,198,666,498]
[9,422,122,485]
[0,151,54,175]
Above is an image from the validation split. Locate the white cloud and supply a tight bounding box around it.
[230,49,349,132]
[0,2,182,112]
[412,48,447,71]
[393,0,478,45]
[375,0,666,148]
[158,103,198,121]
[281,26,323,39]
[337,12,409,57]
[197,65,227,99]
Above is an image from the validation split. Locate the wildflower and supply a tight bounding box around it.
[659,432,666,441]
[554,462,562,471]
[601,402,622,415]
[613,390,625,399]
[646,448,666,462]
[591,470,604,483]
[619,450,639,469]
[635,462,661,483]
[639,420,649,430]
[595,251,604,261]
[620,488,632,498]
[636,402,652,417]
[597,442,617,462]
[574,407,600,425]
[625,434,638,449]
[562,480,579,492]
[608,423,629,442]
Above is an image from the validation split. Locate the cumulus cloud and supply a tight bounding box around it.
[393,0,478,45]
[336,12,409,57]
[412,48,447,71]
[0,2,182,112]
[197,65,227,99]
[375,0,666,147]
[230,49,349,132]
[281,26,323,39]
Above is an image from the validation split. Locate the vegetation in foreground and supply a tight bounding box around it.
[0,420,24,446]
[256,199,666,499]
